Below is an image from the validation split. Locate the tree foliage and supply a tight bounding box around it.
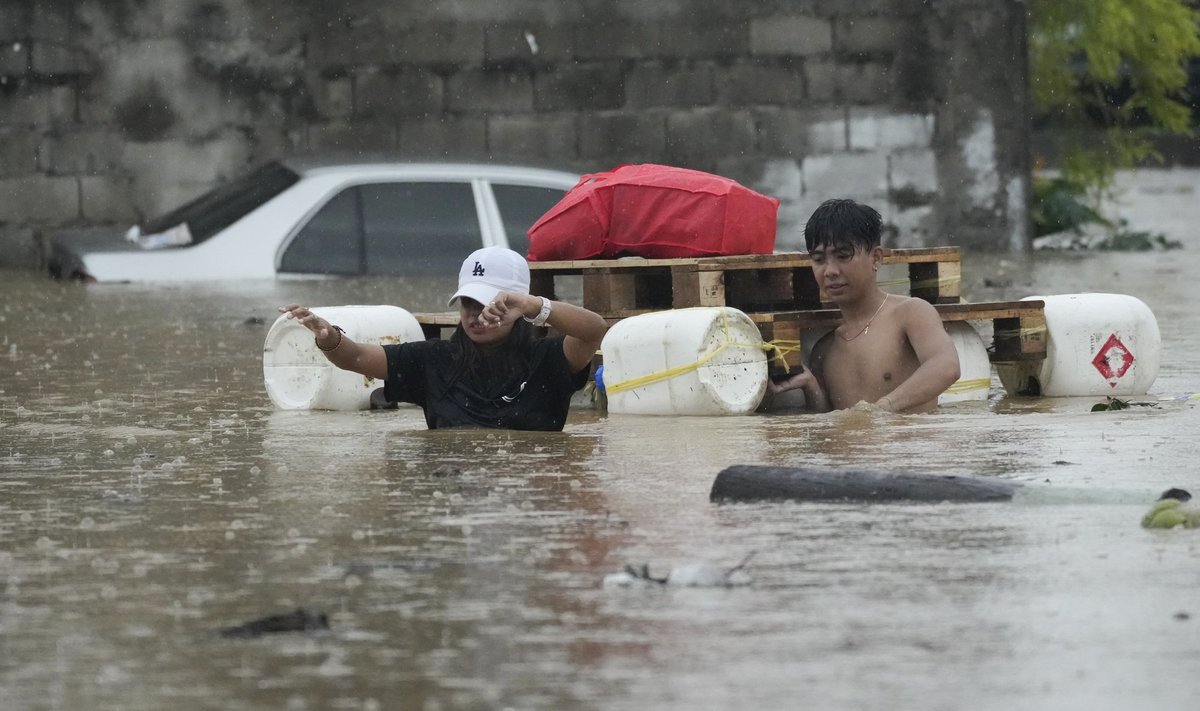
[1029,0,1200,189]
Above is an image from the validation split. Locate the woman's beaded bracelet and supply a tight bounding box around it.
[316,325,346,352]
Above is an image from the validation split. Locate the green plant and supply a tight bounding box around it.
[1030,175,1108,236]
[1096,221,1183,251]
[1029,0,1200,190]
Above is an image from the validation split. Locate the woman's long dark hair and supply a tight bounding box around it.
[444,317,538,391]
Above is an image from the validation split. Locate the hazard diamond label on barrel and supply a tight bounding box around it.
[1092,333,1135,386]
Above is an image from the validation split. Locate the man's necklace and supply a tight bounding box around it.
[839,294,889,342]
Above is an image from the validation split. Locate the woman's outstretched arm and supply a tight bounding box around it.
[278,304,388,380]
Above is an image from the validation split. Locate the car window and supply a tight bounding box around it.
[360,182,481,275]
[279,188,362,275]
[492,184,567,257]
[142,161,300,245]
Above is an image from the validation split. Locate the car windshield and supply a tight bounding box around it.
[139,161,301,244]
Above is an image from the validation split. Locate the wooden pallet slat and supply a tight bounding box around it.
[528,248,963,314]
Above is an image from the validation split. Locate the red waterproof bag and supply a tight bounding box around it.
[526,164,779,261]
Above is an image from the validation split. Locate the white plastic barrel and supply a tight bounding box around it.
[600,307,768,415]
[938,321,992,404]
[996,293,1160,397]
[262,305,426,410]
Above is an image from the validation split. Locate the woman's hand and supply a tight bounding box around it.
[477,292,536,328]
[279,304,336,341]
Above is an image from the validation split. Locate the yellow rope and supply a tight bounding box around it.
[993,324,1048,339]
[604,310,802,395]
[942,377,991,395]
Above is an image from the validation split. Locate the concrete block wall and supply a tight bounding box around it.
[0,0,1031,270]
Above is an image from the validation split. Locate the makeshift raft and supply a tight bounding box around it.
[413,247,1048,388]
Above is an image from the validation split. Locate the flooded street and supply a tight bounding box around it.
[3,195,1200,708]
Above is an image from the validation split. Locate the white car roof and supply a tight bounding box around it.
[281,159,580,185]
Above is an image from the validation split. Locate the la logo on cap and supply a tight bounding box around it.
[472,261,485,276]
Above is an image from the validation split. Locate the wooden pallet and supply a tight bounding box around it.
[411,248,1043,388]
[752,300,1047,374]
[527,247,962,315]
[413,299,1046,374]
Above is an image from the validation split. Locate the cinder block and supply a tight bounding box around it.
[807,110,848,153]
[665,109,757,167]
[30,3,70,42]
[625,62,713,109]
[0,85,75,126]
[132,180,211,222]
[534,62,624,112]
[398,116,487,158]
[0,225,39,270]
[838,61,892,103]
[886,204,936,248]
[311,22,486,68]
[715,61,804,106]
[307,72,353,119]
[306,120,398,155]
[750,16,833,56]
[572,23,662,60]
[31,40,92,77]
[752,108,810,156]
[38,130,124,175]
[801,151,889,200]
[0,127,39,176]
[485,24,574,64]
[0,4,33,38]
[0,40,29,76]
[579,111,666,161]
[488,114,577,161]
[446,69,533,113]
[389,22,487,66]
[847,109,933,150]
[80,175,137,223]
[888,148,939,194]
[0,174,79,223]
[658,20,750,58]
[355,69,443,118]
[835,16,907,55]
[247,126,304,165]
[121,138,251,187]
[813,0,902,14]
[804,59,837,101]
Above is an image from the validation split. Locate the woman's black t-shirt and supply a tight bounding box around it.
[381,337,590,431]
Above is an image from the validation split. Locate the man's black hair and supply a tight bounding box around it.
[804,199,883,253]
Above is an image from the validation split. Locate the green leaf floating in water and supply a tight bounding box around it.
[1091,397,1131,412]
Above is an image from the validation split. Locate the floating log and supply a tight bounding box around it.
[710,465,1018,503]
[218,607,329,638]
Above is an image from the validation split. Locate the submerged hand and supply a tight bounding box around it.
[766,368,812,396]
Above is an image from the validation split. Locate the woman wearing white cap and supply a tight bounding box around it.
[278,247,608,431]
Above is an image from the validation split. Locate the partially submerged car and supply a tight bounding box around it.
[47,159,579,283]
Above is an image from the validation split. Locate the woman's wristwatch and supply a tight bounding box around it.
[523,296,552,327]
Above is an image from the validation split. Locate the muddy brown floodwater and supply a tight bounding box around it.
[2,228,1199,710]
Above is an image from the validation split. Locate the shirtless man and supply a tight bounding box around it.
[768,199,960,413]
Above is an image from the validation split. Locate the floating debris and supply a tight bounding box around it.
[1141,489,1198,530]
[1091,397,1130,412]
[218,607,330,638]
[604,553,754,588]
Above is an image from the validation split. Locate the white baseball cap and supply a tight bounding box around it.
[447,246,531,307]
